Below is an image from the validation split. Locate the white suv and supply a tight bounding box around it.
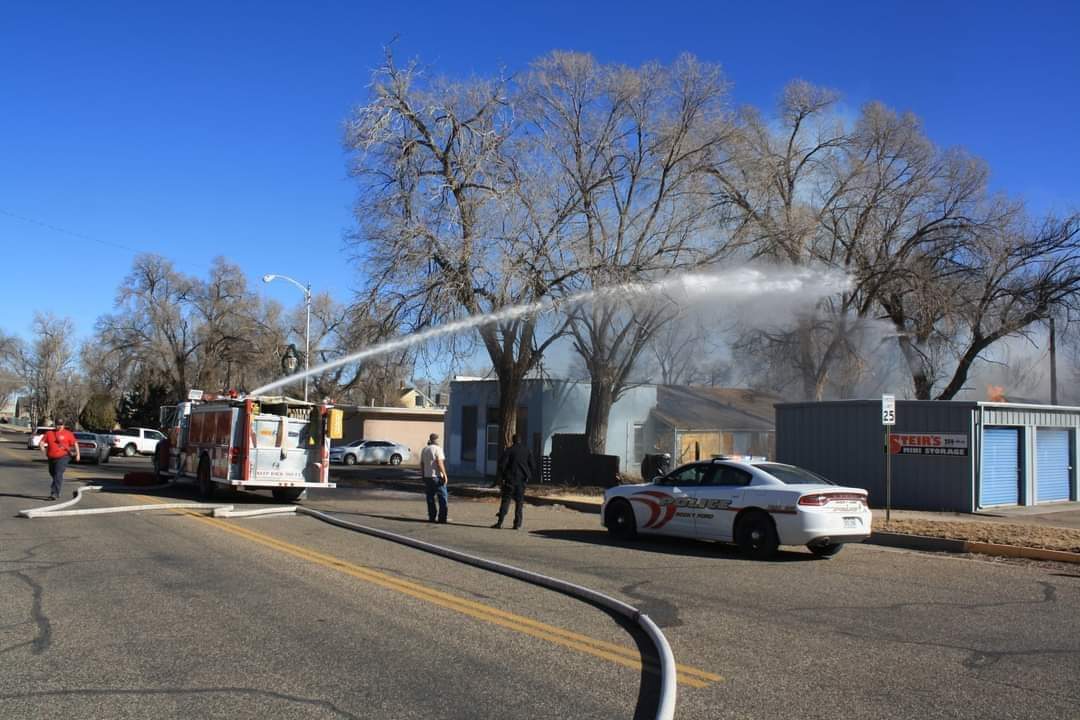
[110,427,165,457]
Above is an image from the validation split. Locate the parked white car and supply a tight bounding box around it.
[110,427,165,457]
[602,457,872,559]
[330,440,411,466]
[27,426,55,449]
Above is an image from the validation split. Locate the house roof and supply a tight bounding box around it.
[652,385,780,432]
[336,405,445,418]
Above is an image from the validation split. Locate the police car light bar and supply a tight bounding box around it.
[711,454,768,462]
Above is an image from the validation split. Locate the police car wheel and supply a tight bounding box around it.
[808,542,843,559]
[124,443,137,457]
[736,511,779,560]
[390,454,402,466]
[344,454,356,466]
[605,499,637,540]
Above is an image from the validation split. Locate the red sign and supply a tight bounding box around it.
[889,433,968,456]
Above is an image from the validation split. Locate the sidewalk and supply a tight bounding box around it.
[340,471,1080,563]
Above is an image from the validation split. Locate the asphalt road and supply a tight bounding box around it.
[2,430,1079,719]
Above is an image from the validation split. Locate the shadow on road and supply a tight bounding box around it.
[0,492,53,502]
[83,480,293,506]
[319,508,493,529]
[531,528,815,563]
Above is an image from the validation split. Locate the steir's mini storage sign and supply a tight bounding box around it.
[889,433,969,456]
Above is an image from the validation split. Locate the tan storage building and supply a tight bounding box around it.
[336,406,446,466]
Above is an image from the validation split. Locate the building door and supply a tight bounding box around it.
[980,427,1020,507]
[1036,428,1072,503]
[692,464,752,541]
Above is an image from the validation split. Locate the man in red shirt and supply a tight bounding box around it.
[40,418,79,500]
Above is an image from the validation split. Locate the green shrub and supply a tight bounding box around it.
[80,393,117,432]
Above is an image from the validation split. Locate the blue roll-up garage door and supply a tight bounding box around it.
[981,428,1019,506]
[1036,429,1071,503]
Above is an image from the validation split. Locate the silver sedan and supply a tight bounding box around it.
[73,432,112,464]
[330,440,411,466]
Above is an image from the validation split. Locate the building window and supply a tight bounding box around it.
[461,405,477,462]
[632,423,645,463]
[486,423,500,462]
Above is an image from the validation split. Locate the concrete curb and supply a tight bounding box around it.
[868,531,1080,564]
[867,532,967,554]
[963,540,1080,564]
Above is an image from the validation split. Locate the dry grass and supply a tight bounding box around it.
[880,518,1080,554]
[528,484,606,501]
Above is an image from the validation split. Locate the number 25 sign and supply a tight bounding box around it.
[882,394,896,426]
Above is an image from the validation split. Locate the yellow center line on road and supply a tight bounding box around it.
[129,494,723,688]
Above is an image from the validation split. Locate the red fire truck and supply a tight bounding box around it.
[156,392,342,502]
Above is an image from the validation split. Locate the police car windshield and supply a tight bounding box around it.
[757,463,834,485]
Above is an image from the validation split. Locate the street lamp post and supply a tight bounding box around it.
[263,273,312,401]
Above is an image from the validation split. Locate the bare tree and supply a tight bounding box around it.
[707,82,858,399]
[97,255,202,399]
[190,257,263,392]
[79,339,130,396]
[345,49,580,448]
[298,294,413,404]
[713,88,1010,400]
[523,52,731,452]
[884,213,1080,398]
[0,329,25,412]
[4,313,78,424]
[97,255,280,400]
[647,311,731,386]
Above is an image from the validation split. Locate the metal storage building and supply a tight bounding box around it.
[775,400,1080,512]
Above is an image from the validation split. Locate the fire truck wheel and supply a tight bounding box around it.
[390,454,402,466]
[197,456,214,499]
[272,488,306,503]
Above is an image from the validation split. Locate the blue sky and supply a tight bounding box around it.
[2,0,1078,347]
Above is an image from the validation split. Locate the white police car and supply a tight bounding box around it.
[602,457,871,559]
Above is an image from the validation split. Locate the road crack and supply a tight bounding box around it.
[0,686,365,718]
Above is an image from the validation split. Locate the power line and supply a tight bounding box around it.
[0,208,141,253]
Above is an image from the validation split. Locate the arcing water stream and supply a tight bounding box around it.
[249,266,851,397]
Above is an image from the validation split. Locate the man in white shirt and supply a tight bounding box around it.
[420,433,449,523]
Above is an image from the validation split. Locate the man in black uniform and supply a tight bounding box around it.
[492,433,535,530]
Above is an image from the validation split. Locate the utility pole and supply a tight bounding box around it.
[1049,317,1058,405]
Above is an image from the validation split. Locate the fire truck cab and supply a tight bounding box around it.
[157,393,342,502]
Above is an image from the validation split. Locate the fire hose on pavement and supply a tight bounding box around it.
[20,484,678,720]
